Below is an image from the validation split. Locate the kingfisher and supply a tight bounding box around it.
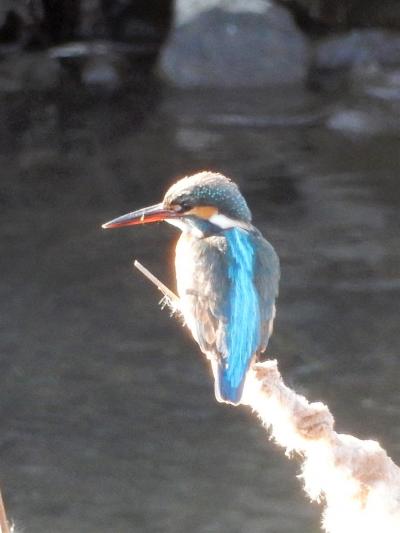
[102,172,280,405]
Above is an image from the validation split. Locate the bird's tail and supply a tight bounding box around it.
[212,361,245,405]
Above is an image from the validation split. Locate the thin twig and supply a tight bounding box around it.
[0,488,10,533]
[133,260,180,307]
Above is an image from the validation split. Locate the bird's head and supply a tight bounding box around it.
[102,171,252,235]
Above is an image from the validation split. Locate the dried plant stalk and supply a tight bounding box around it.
[0,489,10,533]
[134,261,400,533]
[134,260,180,310]
[243,362,400,533]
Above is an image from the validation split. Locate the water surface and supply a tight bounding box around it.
[0,84,399,532]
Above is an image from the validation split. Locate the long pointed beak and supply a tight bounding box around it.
[102,202,178,229]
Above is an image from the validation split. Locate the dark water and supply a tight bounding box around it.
[0,83,399,533]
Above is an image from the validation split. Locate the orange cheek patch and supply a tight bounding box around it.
[187,206,218,219]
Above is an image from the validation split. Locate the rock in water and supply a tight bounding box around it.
[159,4,310,87]
[315,30,400,71]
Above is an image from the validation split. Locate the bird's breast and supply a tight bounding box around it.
[175,234,201,340]
[175,234,197,298]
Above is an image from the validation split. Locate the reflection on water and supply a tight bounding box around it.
[0,84,399,533]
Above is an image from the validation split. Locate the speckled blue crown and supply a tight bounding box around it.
[164,171,252,222]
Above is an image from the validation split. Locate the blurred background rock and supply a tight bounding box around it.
[1,0,400,91]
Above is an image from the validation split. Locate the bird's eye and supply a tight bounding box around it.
[174,200,192,213]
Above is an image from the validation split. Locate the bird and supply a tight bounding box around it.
[102,171,280,405]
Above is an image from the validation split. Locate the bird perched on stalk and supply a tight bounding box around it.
[102,172,280,405]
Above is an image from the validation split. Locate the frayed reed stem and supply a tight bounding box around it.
[0,489,10,533]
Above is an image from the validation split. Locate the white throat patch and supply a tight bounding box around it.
[166,218,187,231]
[166,218,204,238]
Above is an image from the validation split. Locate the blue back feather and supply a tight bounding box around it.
[218,228,260,403]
